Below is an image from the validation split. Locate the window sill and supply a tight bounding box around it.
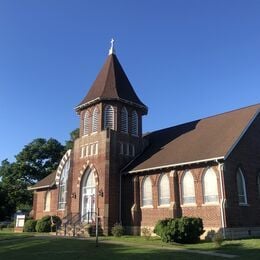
[239,203,250,207]
[201,203,219,206]
[157,204,170,208]
[181,203,197,207]
[140,205,154,209]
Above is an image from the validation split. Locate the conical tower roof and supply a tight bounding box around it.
[75,52,148,114]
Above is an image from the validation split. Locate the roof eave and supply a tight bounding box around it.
[27,182,55,191]
[75,97,148,114]
[127,156,225,174]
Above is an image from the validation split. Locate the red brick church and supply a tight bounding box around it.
[30,41,260,238]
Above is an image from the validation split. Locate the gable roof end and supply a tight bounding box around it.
[28,171,56,191]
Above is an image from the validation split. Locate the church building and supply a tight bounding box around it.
[29,41,260,238]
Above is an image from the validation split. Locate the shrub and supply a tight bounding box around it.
[212,232,224,248]
[50,215,62,232]
[23,219,37,232]
[0,223,5,230]
[141,227,152,240]
[35,215,61,233]
[111,223,124,237]
[36,217,51,232]
[7,221,15,228]
[154,217,204,244]
[84,223,94,236]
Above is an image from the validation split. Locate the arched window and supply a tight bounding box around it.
[236,168,247,205]
[92,107,98,133]
[83,111,89,135]
[81,170,96,222]
[131,110,138,136]
[158,174,170,205]
[257,173,260,198]
[44,191,51,211]
[121,107,128,133]
[58,159,70,209]
[203,168,218,203]
[182,171,195,204]
[104,105,114,130]
[142,176,152,206]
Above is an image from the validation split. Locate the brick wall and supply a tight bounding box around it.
[123,164,222,233]
[224,113,260,228]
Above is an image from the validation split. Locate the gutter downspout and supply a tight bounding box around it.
[217,161,226,239]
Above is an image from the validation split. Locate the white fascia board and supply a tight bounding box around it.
[128,156,224,174]
[224,109,260,160]
[27,184,52,191]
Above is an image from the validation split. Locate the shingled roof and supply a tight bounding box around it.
[75,53,147,114]
[28,171,56,190]
[126,104,260,173]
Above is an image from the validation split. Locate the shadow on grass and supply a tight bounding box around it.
[0,237,222,260]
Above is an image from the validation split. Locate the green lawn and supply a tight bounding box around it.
[0,232,260,260]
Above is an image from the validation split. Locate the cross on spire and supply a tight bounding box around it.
[108,38,115,55]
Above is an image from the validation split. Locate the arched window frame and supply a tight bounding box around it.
[81,169,96,222]
[104,105,114,130]
[121,107,128,133]
[58,159,70,210]
[142,176,153,207]
[236,168,248,205]
[92,107,98,133]
[83,111,90,136]
[44,191,51,212]
[181,171,196,205]
[158,174,170,206]
[202,168,219,204]
[131,110,138,136]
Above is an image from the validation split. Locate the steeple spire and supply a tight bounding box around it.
[108,38,115,55]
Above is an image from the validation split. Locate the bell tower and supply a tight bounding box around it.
[73,40,148,234]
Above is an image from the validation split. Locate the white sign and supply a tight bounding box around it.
[16,215,25,228]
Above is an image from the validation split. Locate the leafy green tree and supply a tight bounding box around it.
[0,138,65,219]
[65,128,79,150]
[15,138,65,184]
[0,130,78,220]
[0,160,31,220]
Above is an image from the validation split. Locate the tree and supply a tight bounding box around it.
[0,132,78,220]
[0,160,31,219]
[15,138,65,184]
[65,128,79,150]
[0,138,65,220]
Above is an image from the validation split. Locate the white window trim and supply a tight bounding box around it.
[58,159,70,210]
[44,191,51,212]
[237,168,248,206]
[104,105,115,130]
[142,176,153,207]
[131,110,138,136]
[158,174,170,206]
[83,111,89,136]
[92,107,98,133]
[121,107,128,134]
[157,204,170,208]
[181,171,196,206]
[140,205,154,209]
[202,168,219,204]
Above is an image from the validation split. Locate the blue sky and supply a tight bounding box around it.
[0,0,260,162]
